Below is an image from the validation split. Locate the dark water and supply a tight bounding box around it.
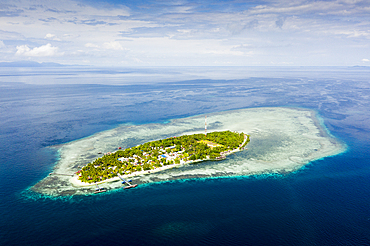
[1,66,370,245]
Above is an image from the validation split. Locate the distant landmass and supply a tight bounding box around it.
[352,65,370,69]
[0,61,66,67]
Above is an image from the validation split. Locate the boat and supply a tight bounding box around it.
[124,184,138,189]
[216,155,226,160]
[94,189,106,193]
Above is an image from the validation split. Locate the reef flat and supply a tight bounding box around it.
[31,107,346,196]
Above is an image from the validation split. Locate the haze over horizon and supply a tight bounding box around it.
[1,0,369,67]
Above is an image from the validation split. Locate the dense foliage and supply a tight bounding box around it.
[78,131,250,183]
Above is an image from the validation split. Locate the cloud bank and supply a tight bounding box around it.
[16,44,63,57]
[0,0,369,66]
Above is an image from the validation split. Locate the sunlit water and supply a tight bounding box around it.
[1,66,370,245]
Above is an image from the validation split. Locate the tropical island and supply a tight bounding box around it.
[31,107,347,196]
[77,131,249,184]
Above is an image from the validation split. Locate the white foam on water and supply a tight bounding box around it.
[33,107,347,196]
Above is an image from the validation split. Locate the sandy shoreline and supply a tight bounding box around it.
[69,138,247,188]
[70,163,193,187]
[31,107,347,196]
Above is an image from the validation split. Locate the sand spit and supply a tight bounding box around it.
[31,107,346,196]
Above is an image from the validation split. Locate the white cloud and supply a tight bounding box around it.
[1,0,370,66]
[85,43,100,48]
[337,30,370,38]
[362,58,369,62]
[45,33,61,41]
[45,34,54,38]
[248,1,360,16]
[15,43,63,57]
[103,41,124,50]
[15,45,30,55]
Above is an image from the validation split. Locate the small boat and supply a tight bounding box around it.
[94,189,106,194]
[124,184,138,189]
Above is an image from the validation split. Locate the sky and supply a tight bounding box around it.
[0,0,369,66]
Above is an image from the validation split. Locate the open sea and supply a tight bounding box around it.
[1,66,370,245]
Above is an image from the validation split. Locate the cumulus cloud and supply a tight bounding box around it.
[44,33,61,41]
[15,43,63,57]
[103,41,123,50]
[45,33,54,38]
[362,58,369,62]
[0,41,5,48]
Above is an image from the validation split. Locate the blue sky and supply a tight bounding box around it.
[0,0,369,66]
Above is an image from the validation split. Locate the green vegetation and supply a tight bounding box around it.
[78,130,250,183]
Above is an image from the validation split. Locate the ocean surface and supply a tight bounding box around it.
[1,66,370,245]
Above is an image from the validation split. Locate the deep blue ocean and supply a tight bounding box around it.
[1,66,370,245]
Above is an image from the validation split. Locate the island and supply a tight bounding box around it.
[77,131,250,184]
[31,107,347,196]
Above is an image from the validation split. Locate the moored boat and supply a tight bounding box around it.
[94,188,107,193]
[124,184,138,189]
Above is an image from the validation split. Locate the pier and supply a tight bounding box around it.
[49,173,74,177]
[118,174,138,189]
